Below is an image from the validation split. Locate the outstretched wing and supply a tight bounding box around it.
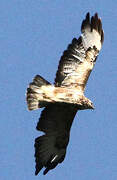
[35,104,77,175]
[55,13,104,91]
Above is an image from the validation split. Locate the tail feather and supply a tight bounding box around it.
[26,75,51,110]
[33,75,50,87]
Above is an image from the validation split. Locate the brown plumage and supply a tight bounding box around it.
[26,12,104,175]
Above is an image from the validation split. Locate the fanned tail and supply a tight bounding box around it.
[26,75,51,110]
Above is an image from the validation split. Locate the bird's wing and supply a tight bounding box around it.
[36,104,77,133]
[54,13,104,92]
[35,104,77,175]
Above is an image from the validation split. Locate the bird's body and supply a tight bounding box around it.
[26,12,104,175]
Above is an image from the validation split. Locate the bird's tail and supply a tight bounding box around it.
[34,134,66,175]
[26,75,51,110]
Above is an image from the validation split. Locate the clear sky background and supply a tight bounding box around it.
[1,1,117,180]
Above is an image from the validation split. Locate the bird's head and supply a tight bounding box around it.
[87,100,95,110]
[79,97,94,110]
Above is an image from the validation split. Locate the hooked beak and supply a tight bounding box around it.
[89,102,95,110]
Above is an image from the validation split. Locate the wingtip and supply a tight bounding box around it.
[86,12,90,20]
[81,12,90,31]
[94,12,98,19]
[43,168,49,175]
[81,12,104,46]
[35,164,41,176]
[35,164,43,176]
[82,12,103,31]
[101,29,104,44]
[35,170,38,176]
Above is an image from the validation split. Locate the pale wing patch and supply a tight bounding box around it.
[82,29,101,51]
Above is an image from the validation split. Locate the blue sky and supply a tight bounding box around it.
[1,1,117,180]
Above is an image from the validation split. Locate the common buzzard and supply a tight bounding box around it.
[26,12,104,175]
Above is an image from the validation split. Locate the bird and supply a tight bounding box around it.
[26,12,104,175]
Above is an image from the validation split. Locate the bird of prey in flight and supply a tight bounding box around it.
[26,12,104,175]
